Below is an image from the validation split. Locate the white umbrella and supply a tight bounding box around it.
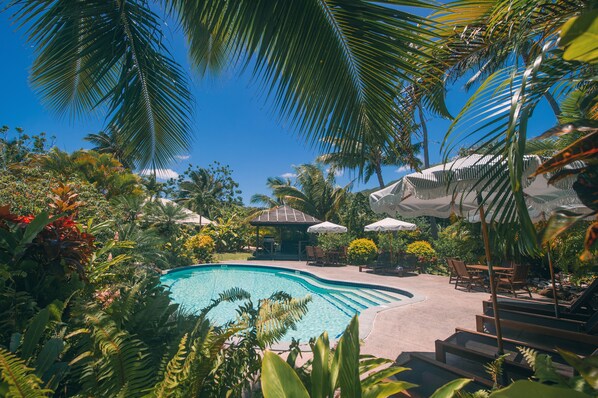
[369,154,584,354]
[364,217,417,232]
[307,221,348,234]
[365,218,417,264]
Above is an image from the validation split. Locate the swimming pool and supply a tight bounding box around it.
[161,264,415,343]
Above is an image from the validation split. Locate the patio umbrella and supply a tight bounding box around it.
[364,218,417,264]
[364,217,417,232]
[369,154,584,354]
[307,221,348,234]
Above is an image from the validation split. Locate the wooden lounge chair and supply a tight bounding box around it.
[359,251,391,273]
[305,245,316,264]
[446,258,458,284]
[453,259,486,292]
[495,263,532,298]
[482,299,592,321]
[490,277,598,319]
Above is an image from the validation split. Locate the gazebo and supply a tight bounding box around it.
[250,205,321,260]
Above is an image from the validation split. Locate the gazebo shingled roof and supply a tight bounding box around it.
[250,205,321,226]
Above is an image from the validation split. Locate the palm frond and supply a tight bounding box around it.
[167,0,437,154]
[10,0,193,169]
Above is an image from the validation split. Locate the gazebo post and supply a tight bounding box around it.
[256,226,260,254]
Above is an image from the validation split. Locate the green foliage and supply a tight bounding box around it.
[377,234,407,255]
[202,211,251,253]
[261,316,415,397]
[347,239,378,266]
[560,10,598,64]
[183,234,215,264]
[317,234,353,252]
[174,162,243,220]
[434,221,484,264]
[337,193,379,236]
[406,241,437,262]
[0,347,52,397]
[550,221,597,275]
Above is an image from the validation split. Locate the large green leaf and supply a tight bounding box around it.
[429,378,472,398]
[261,350,310,398]
[558,349,598,390]
[489,380,591,398]
[560,10,598,64]
[21,309,50,360]
[311,332,331,398]
[336,315,361,397]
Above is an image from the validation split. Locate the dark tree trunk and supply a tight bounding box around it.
[375,163,385,189]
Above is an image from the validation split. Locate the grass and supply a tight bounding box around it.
[215,252,252,262]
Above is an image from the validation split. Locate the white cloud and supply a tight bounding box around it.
[395,165,412,174]
[175,154,190,160]
[140,168,179,180]
[281,172,297,179]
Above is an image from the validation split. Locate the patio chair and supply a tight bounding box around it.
[359,251,391,273]
[338,246,348,264]
[495,263,532,298]
[490,277,598,319]
[313,246,326,266]
[453,259,486,292]
[305,245,316,264]
[446,258,458,284]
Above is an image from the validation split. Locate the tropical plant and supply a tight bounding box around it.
[406,240,437,263]
[250,177,292,208]
[175,162,243,220]
[183,234,215,264]
[317,135,421,189]
[0,126,53,169]
[261,315,416,398]
[337,192,379,236]
[84,127,139,170]
[260,164,351,221]
[317,233,354,253]
[347,238,378,265]
[202,212,251,253]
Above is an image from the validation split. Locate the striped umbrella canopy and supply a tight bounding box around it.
[369,154,585,355]
[307,221,348,234]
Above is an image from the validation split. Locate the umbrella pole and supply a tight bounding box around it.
[479,204,505,356]
[546,248,560,318]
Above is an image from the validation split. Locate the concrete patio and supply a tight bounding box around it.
[227,260,490,362]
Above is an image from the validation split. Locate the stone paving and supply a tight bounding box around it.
[227,260,490,362]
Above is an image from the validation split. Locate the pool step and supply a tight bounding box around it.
[325,292,361,315]
[330,291,368,311]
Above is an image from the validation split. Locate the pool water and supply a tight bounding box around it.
[161,265,407,342]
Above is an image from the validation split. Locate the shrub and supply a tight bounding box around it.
[317,233,353,252]
[347,238,378,265]
[406,240,436,262]
[183,234,215,264]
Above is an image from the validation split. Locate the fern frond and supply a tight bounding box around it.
[151,334,188,398]
[256,295,311,347]
[517,346,538,369]
[0,347,52,397]
[483,354,508,388]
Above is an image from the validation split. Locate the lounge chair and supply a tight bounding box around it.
[484,306,598,334]
[489,278,598,319]
[446,258,458,284]
[359,251,391,273]
[453,259,486,292]
[305,245,316,264]
[494,263,532,298]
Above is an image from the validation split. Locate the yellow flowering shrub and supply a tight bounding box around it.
[183,234,215,264]
[347,238,378,265]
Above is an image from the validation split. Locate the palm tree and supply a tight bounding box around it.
[84,128,138,169]
[250,177,291,208]
[317,135,421,189]
[177,168,225,218]
[8,0,436,170]
[260,164,350,221]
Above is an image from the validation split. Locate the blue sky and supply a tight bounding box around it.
[0,7,558,204]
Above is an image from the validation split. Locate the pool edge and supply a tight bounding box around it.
[162,262,426,351]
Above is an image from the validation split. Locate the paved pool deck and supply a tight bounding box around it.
[224,260,491,362]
